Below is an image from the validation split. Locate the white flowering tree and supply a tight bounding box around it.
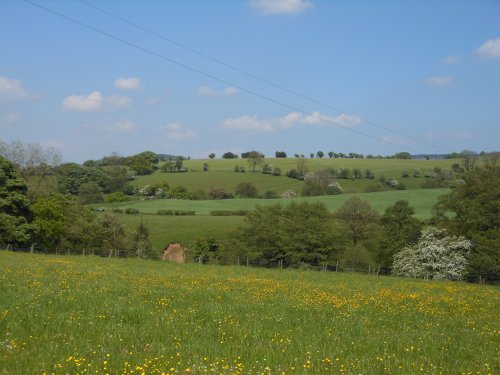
[392,228,472,281]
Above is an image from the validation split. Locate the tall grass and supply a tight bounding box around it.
[0,251,497,374]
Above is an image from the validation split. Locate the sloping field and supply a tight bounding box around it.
[104,189,447,250]
[0,252,497,374]
[132,158,459,194]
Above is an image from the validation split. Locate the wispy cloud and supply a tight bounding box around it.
[160,123,197,140]
[222,111,362,133]
[425,76,453,86]
[0,76,31,102]
[62,91,131,112]
[249,0,313,15]
[114,77,141,90]
[442,55,461,64]
[111,119,136,132]
[476,37,500,60]
[198,85,238,97]
[0,112,20,126]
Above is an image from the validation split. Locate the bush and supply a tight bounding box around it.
[393,228,472,280]
[365,169,375,179]
[125,208,139,214]
[421,179,442,189]
[234,165,246,172]
[112,208,123,213]
[264,190,278,199]
[364,183,383,193]
[262,164,273,174]
[302,181,325,196]
[281,190,297,199]
[413,168,421,177]
[272,167,281,176]
[326,182,342,195]
[157,210,195,216]
[106,192,132,203]
[402,170,409,178]
[208,188,233,199]
[209,210,248,216]
[236,182,258,198]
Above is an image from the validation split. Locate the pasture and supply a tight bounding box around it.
[0,251,497,374]
[132,158,459,194]
[102,189,448,250]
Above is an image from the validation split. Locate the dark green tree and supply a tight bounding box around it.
[0,156,34,246]
[334,197,379,246]
[78,182,104,204]
[435,163,500,282]
[376,200,422,270]
[235,182,258,198]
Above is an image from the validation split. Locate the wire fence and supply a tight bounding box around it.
[1,244,498,285]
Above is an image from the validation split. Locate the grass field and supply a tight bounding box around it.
[102,189,448,250]
[0,251,497,374]
[132,158,459,194]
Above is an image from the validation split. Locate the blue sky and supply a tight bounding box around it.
[1,0,499,162]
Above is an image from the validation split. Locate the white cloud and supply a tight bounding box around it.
[442,55,461,64]
[146,97,161,106]
[223,111,363,133]
[249,0,313,15]
[160,123,197,140]
[425,76,453,86]
[198,85,239,97]
[114,77,141,90]
[62,91,131,112]
[112,119,136,132]
[0,76,30,101]
[0,112,20,126]
[476,37,500,59]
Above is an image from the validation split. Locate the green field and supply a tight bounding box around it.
[1,251,497,374]
[132,158,459,194]
[102,189,448,250]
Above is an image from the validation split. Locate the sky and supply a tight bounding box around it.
[1,0,499,163]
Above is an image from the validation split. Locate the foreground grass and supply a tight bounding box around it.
[1,252,498,374]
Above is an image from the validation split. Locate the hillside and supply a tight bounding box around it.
[0,251,497,374]
[131,157,460,195]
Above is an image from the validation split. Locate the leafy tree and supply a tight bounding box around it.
[316,150,324,158]
[334,197,379,246]
[275,151,287,158]
[202,162,209,171]
[0,140,61,200]
[376,200,422,269]
[101,213,128,257]
[106,165,130,192]
[126,155,154,175]
[393,152,411,159]
[0,156,35,246]
[393,228,472,281]
[132,218,153,258]
[222,152,237,159]
[435,163,500,282]
[78,182,104,204]
[236,182,258,198]
[138,151,159,165]
[235,202,343,266]
[328,151,334,158]
[193,238,219,263]
[247,151,264,172]
[208,153,216,159]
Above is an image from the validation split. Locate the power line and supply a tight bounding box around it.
[25,0,425,154]
[75,0,452,154]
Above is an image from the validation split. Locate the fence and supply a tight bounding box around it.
[2,244,498,284]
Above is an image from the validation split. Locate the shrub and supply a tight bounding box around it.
[112,208,123,213]
[281,190,297,199]
[236,182,258,198]
[124,208,139,214]
[402,170,409,178]
[393,228,472,281]
[302,181,325,196]
[234,165,246,172]
[272,167,281,176]
[326,182,342,195]
[157,210,195,216]
[413,168,421,177]
[262,164,273,174]
[208,188,233,199]
[365,169,375,179]
[364,183,383,193]
[264,190,278,199]
[421,179,442,189]
[209,210,248,216]
[106,192,132,203]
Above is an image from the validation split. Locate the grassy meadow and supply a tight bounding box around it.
[132,158,459,194]
[0,251,498,374]
[102,189,448,250]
